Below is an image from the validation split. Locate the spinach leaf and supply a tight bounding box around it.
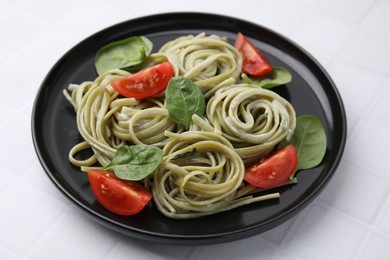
[95,36,153,75]
[166,76,206,129]
[242,66,292,89]
[280,115,327,171]
[104,144,163,181]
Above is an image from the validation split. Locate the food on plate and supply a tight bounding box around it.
[63,32,326,218]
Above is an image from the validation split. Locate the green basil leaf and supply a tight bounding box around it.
[241,66,292,89]
[95,36,153,75]
[104,144,163,181]
[166,76,206,129]
[283,115,327,171]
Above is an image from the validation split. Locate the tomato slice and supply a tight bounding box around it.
[244,144,298,188]
[111,61,174,99]
[234,32,273,76]
[88,169,152,216]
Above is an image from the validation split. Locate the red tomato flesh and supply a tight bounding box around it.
[111,61,174,99]
[244,144,298,188]
[88,169,152,216]
[235,32,273,76]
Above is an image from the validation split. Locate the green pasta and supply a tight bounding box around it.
[159,33,242,94]
[206,83,296,163]
[63,33,296,219]
[153,131,280,219]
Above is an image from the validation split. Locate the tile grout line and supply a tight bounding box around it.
[371,186,390,230]
[22,206,77,259]
[316,195,390,239]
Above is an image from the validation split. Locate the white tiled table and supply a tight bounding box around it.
[1,0,390,259]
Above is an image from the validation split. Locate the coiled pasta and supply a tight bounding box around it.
[159,33,242,95]
[64,70,181,168]
[206,83,296,162]
[64,33,296,219]
[64,69,128,167]
[152,131,279,219]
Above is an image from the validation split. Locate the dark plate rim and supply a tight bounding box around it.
[31,12,347,245]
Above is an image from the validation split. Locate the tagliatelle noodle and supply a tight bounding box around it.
[159,33,242,95]
[152,131,280,219]
[63,66,181,168]
[206,83,296,163]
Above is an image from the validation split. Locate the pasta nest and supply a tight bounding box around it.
[152,131,246,218]
[206,83,296,161]
[159,33,242,94]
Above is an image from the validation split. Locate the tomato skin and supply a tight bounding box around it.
[244,145,298,188]
[111,61,174,99]
[235,32,273,76]
[88,169,152,216]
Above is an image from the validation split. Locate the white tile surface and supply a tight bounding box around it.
[0,247,18,260]
[321,0,376,24]
[25,208,118,259]
[0,183,67,256]
[0,168,14,197]
[376,192,390,237]
[0,47,11,65]
[0,56,46,109]
[347,119,390,175]
[345,32,390,76]
[329,63,384,114]
[0,1,12,15]
[57,0,128,38]
[257,216,298,246]
[24,162,71,203]
[364,0,390,40]
[283,204,366,259]
[0,9,48,52]
[191,238,276,260]
[20,26,78,68]
[250,0,310,36]
[319,160,390,223]
[106,239,197,260]
[357,233,390,260]
[0,102,14,122]
[1,0,390,259]
[371,85,390,127]
[0,111,36,175]
[294,15,355,56]
[20,0,82,22]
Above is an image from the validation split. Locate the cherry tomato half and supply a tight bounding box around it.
[244,144,298,188]
[88,169,152,216]
[234,32,273,77]
[111,61,174,99]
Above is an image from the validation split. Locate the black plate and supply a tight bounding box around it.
[31,12,346,245]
